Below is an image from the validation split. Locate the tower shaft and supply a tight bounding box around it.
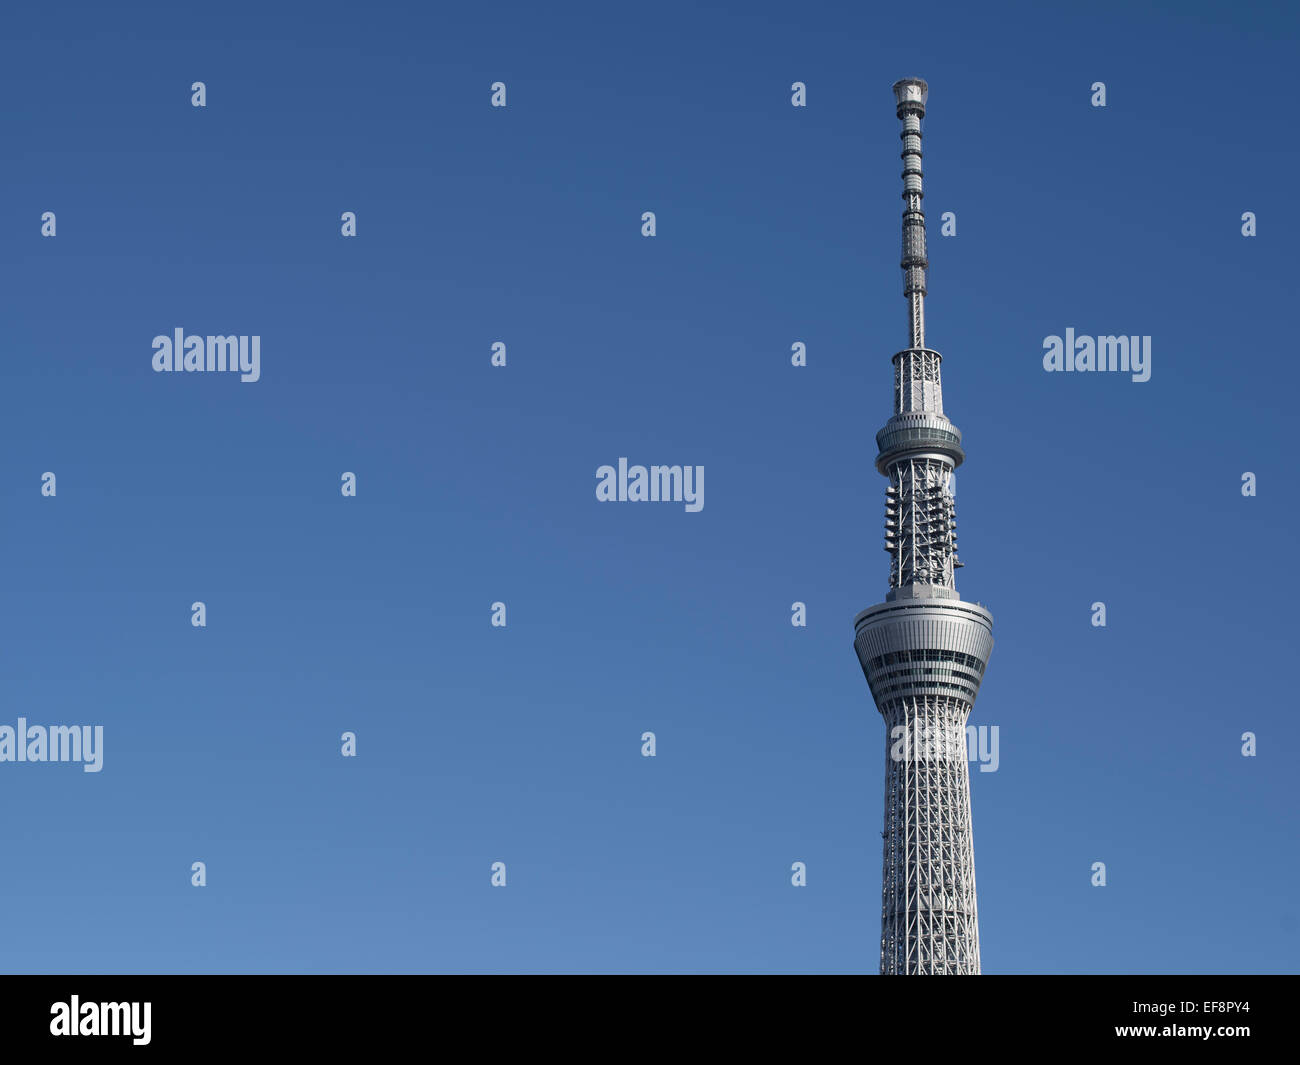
[855,79,993,976]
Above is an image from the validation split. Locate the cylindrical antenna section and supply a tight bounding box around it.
[893,78,928,350]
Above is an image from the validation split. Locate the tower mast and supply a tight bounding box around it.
[854,79,994,975]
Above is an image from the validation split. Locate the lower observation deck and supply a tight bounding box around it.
[854,589,994,708]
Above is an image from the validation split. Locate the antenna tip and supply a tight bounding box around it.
[892,78,928,115]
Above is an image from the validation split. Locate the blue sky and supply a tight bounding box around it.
[0,0,1295,973]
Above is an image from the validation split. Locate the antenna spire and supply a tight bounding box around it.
[893,78,929,351]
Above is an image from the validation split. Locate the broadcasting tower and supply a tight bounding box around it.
[854,79,994,975]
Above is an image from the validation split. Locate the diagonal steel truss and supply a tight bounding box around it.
[879,698,981,974]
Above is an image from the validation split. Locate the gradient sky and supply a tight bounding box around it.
[0,0,1296,973]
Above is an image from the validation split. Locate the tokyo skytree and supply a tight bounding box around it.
[853,79,995,975]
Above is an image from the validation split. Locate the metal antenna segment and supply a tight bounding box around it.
[897,78,928,351]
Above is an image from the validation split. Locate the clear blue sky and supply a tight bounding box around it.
[0,0,1295,974]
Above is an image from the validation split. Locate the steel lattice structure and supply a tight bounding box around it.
[854,79,994,975]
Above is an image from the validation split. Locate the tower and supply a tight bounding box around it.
[854,79,994,975]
